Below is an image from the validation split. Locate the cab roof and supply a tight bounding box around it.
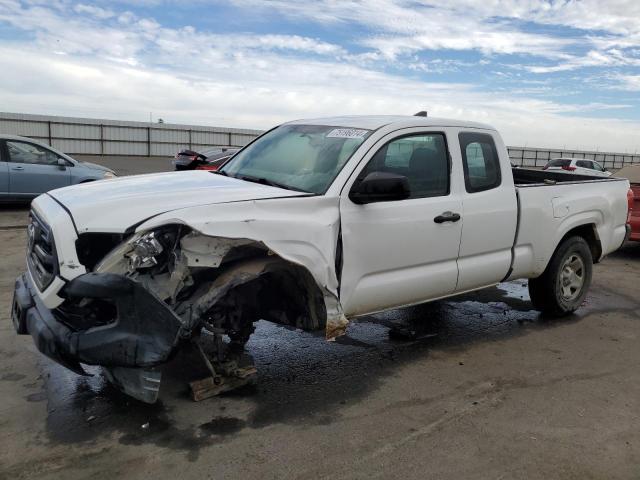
[285,115,496,131]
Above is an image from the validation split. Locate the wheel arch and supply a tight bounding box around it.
[528,232,594,317]
[558,223,602,263]
[181,251,330,334]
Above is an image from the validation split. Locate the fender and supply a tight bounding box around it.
[137,194,349,338]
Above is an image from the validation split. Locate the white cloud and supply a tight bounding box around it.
[252,35,345,55]
[74,3,114,20]
[231,0,640,74]
[230,0,574,59]
[610,74,640,92]
[526,49,640,73]
[1,41,639,152]
[0,1,639,153]
[0,1,345,61]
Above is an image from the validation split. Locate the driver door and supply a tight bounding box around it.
[339,129,463,317]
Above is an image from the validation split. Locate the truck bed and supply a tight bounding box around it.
[508,169,630,280]
[513,167,619,185]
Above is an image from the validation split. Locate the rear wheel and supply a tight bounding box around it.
[528,236,593,316]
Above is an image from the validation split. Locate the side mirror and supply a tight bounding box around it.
[349,171,411,204]
[57,158,67,169]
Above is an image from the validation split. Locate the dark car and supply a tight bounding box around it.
[172,147,239,171]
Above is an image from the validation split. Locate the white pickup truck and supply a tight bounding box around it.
[12,115,633,402]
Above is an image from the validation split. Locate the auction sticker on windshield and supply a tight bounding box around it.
[326,128,370,139]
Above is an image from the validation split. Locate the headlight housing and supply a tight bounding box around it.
[103,171,117,179]
[95,226,182,275]
[128,231,164,269]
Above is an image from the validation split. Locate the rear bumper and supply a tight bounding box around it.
[12,272,185,402]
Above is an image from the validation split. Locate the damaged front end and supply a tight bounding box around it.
[14,221,345,403]
[13,271,183,402]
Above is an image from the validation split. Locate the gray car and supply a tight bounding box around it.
[0,135,116,201]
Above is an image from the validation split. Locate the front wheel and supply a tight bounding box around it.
[528,236,593,316]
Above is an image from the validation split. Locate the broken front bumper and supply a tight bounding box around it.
[11,272,184,403]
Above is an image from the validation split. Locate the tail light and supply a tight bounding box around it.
[627,188,635,224]
[562,165,577,171]
[195,164,219,171]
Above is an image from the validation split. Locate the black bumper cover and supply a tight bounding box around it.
[12,272,184,400]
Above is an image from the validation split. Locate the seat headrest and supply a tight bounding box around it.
[410,147,442,175]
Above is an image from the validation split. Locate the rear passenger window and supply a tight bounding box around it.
[459,132,501,193]
[358,133,450,199]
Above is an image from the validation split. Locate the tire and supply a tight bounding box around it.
[528,236,593,317]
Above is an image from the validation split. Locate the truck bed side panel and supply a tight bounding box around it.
[508,179,629,279]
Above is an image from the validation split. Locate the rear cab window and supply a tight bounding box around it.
[458,132,501,193]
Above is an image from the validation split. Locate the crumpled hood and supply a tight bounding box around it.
[47,171,307,233]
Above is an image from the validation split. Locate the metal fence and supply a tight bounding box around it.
[1,112,639,170]
[0,112,262,157]
[507,147,640,170]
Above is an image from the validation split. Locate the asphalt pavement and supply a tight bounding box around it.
[1,190,640,479]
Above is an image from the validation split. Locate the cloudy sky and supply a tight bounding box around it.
[1,0,639,151]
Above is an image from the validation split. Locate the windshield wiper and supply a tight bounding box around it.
[237,175,310,193]
[213,169,228,176]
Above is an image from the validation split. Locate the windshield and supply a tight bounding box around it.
[220,124,372,194]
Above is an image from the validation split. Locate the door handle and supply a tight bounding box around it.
[434,211,461,223]
[11,166,24,171]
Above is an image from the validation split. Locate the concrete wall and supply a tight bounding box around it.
[2,112,639,170]
[507,147,640,170]
[0,112,261,157]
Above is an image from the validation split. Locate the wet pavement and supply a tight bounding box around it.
[32,281,542,450]
[1,206,640,478]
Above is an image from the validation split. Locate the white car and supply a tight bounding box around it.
[12,115,632,403]
[543,157,611,177]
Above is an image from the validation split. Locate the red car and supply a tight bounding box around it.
[617,165,640,241]
[193,152,235,171]
[172,147,239,171]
